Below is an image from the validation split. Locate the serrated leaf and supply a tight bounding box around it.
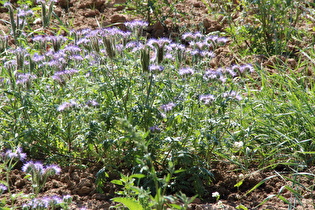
[112,197,144,210]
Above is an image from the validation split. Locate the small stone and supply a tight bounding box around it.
[77,186,92,196]
[15,179,25,188]
[92,193,107,200]
[71,172,80,181]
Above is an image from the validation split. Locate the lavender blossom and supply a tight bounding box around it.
[149,125,161,133]
[57,100,78,111]
[149,64,164,74]
[179,67,194,76]
[31,53,45,62]
[182,31,203,41]
[22,161,44,173]
[17,7,34,17]
[0,184,7,193]
[147,38,171,49]
[86,100,99,107]
[160,102,176,112]
[222,91,242,101]
[64,45,82,54]
[199,94,215,105]
[125,20,148,30]
[203,69,223,81]
[44,164,61,175]
[2,147,27,161]
[16,73,37,86]
[22,161,62,194]
[125,41,144,52]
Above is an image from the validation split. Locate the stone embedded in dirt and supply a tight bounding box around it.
[84,9,100,17]
[71,171,80,181]
[203,18,223,33]
[77,186,93,196]
[110,14,127,30]
[15,179,25,188]
[92,193,107,200]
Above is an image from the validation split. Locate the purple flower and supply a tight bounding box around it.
[149,125,161,133]
[203,69,223,81]
[63,195,72,202]
[86,100,99,107]
[16,73,37,85]
[64,45,81,54]
[31,53,45,62]
[22,161,44,173]
[200,51,215,58]
[52,69,78,84]
[3,147,27,161]
[125,20,148,30]
[222,91,242,101]
[190,41,210,51]
[199,94,215,105]
[149,64,164,73]
[125,41,144,52]
[4,2,12,7]
[179,67,194,76]
[44,164,61,175]
[33,35,47,42]
[182,32,203,41]
[17,6,34,17]
[147,38,171,49]
[160,102,176,112]
[0,184,7,193]
[217,37,229,44]
[226,67,237,77]
[57,100,78,111]
[240,64,254,73]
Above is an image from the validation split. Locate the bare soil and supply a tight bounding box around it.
[1,0,315,209]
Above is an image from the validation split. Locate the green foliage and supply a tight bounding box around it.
[1,1,315,208]
[112,197,144,210]
[215,0,307,55]
[117,0,185,24]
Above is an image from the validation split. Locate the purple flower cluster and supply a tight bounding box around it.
[52,68,79,84]
[199,94,215,105]
[147,38,172,49]
[1,147,27,162]
[199,90,243,106]
[125,20,148,31]
[86,100,99,107]
[182,32,228,45]
[222,91,242,101]
[22,161,61,175]
[203,68,226,83]
[17,6,34,18]
[149,125,161,133]
[149,64,164,73]
[179,67,195,76]
[16,73,37,85]
[22,195,71,210]
[57,99,78,111]
[203,64,254,83]
[0,184,7,193]
[160,102,176,112]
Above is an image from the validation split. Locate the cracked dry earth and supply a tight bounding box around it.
[1,0,315,209]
